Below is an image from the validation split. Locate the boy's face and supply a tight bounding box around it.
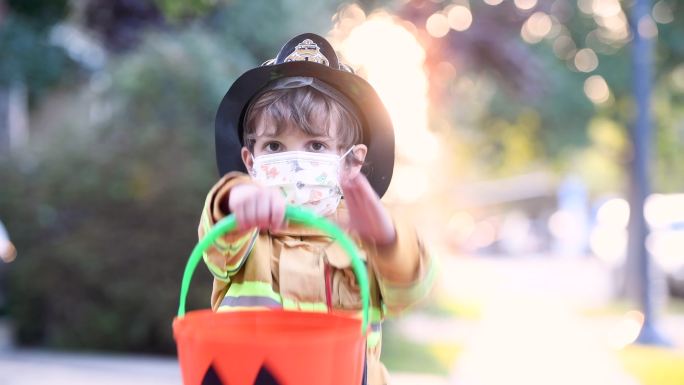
[241,123,367,181]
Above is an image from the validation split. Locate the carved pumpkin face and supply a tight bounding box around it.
[200,360,368,385]
[202,365,282,385]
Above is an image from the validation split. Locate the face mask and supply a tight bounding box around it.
[250,147,354,216]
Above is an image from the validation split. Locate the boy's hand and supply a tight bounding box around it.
[228,184,286,232]
[341,173,396,246]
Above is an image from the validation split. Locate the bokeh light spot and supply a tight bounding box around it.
[521,12,553,44]
[514,0,538,11]
[652,0,674,24]
[584,75,610,104]
[426,13,450,38]
[574,48,599,72]
[448,5,473,32]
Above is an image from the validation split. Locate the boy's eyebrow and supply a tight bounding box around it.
[257,132,284,139]
[258,134,278,139]
[257,134,334,140]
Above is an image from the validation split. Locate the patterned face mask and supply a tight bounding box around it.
[251,147,354,216]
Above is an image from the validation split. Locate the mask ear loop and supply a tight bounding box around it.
[339,145,356,162]
[338,145,358,190]
[248,152,257,177]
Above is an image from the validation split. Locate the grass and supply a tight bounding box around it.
[618,346,684,385]
[378,295,473,375]
[381,330,462,376]
[415,295,482,320]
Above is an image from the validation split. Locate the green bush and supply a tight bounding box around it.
[1,28,250,353]
[1,0,354,353]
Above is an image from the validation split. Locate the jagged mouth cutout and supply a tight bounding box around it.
[202,364,282,385]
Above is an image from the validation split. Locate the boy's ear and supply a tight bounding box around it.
[241,147,254,174]
[352,144,368,164]
[346,144,368,179]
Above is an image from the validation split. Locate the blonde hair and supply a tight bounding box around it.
[243,86,362,156]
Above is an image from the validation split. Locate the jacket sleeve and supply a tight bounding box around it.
[198,172,258,283]
[368,214,436,316]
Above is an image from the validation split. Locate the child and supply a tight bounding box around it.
[200,33,434,385]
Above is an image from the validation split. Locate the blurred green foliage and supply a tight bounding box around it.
[0,0,71,91]
[153,0,216,20]
[0,0,354,353]
[6,0,69,29]
[423,0,684,194]
[1,26,241,351]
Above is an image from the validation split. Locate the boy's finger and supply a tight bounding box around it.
[343,180,361,209]
[351,175,381,214]
[270,192,285,230]
[255,190,271,230]
[343,175,375,208]
[356,173,379,200]
[343,174,368,206]
[341,178,361,207]
[234,203,247,230]
[244,197,258,230]
[341,172,362,192]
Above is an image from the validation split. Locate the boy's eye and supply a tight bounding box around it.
[310,142,327,152]
[264,142,281,152]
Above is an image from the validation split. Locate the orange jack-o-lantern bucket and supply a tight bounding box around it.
[173,206,370,385]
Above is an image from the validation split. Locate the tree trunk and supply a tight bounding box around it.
[627,0,669,346]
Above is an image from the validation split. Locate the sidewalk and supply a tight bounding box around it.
[0,348,439,384]
[0,349,182,385]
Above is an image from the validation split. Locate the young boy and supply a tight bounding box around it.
[200,33,434,385]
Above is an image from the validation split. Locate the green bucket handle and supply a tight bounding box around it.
[177,205,370,334]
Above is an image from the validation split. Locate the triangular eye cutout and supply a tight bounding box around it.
[202,364,224,385]
[254,365,282,385]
